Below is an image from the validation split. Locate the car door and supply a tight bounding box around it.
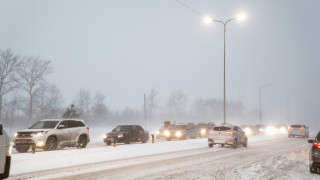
[56,120,70,145]
[0,125,6,175]
[234,126,243,143]
[68,120,80,145]
[131,126,138,142]
[137,126,145,140]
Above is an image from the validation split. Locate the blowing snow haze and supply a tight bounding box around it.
[0,0,319,129]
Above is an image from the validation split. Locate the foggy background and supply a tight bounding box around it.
[0,0,319,133]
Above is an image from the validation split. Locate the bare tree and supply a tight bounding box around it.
[74,88,92,117]
[168,89,187,122]
[17,56,52,123]
[147,88,158,120]
[91,91,109,121]
[0,49,21,121]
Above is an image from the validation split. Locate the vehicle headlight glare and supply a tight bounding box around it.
[118,134,123,138]
[244,128,252,135]
[103,134,107,139]
[14,132,18,137]
[176,131,182,137]
[164,130,171,137]
[200,129,206,135]
[156,130,160,135]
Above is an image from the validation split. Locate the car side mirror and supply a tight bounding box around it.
[58,125,65,129]
[308,140,314,143]
[0,124,3,135]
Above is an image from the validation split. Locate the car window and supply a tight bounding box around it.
[68,120,78,128]
[290,125,302,128]
[214,127,231,131]
[59,121,69,128]
[77,121,85,127]
[132,126,137,132]
[29,121,59,129]
[137,126,143,131]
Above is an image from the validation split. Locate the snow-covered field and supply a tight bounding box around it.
[7,134,320,180]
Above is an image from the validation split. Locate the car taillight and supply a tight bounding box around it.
[87,127,90,131]
[299,127,304,131]
[313,142,320,149]
[225,131,234,135]
[289,127,293,130]
[209,130,215,134]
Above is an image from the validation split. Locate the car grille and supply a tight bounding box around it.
[17,132,33,138]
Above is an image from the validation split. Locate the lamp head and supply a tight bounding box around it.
[236,13,247,21]
[203,16,213,24]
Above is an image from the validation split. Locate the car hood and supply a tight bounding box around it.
[18,129,52,133]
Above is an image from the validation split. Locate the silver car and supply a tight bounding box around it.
[13,119,90,153]
[288,124,309,138]
[208,124,248,149]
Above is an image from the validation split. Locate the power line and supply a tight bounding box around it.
[175,0,202,17]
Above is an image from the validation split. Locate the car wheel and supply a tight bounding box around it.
[15,145,30,153]
[78,135,87,148]
[124,137,131,144]
[243,138,248,147]
[310,166,316,173]
[208,143,213,148]
[232,139,237,149]
[221,144,225,148]
[166,138,171,141]
[45,137,57,151]
[142,136,147,143]
[106,141,112,146]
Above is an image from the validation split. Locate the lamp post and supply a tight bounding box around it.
[287,94,296,123]
[259,83,271,124]
[204,13,247,124]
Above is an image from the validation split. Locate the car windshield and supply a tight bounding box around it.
[29,121,59,129]
[113,126,131,132]
[214,127,231,131]
[290,125,302,128]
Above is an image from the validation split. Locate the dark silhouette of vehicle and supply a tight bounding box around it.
[308,131,320,173]
[197,122,215,138]
[103,125,149,145]
[163,123,197,141]
[156,121,174,139]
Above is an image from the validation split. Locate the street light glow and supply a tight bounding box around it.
[236,13,247,21]
[203,17,213,24]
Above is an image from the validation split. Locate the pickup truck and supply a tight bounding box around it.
[0,124,11,179]
[103,125,149,145]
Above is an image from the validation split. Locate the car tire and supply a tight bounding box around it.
[166,138,172,141]
[15,145,30,153]
[310,166,316,173]
[106,141,112,146]
[208,143,213,148]
[221,144,225,148]
[45,136,57,151]
[243,138,248,147]
[142,136,147,143]
[124,137,131,144]
[232,139,237,149]
[78,135,87,148]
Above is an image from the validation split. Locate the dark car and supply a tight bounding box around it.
[156,121,174,139]
[163,123,197,141]
[197,122,215,138]
[308,132,320,173]
[103,125,149,145]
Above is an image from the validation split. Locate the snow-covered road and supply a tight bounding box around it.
[7,135,319,180]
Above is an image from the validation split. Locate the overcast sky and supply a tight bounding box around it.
[1,0,319,126]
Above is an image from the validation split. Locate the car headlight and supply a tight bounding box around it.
[37,140,44,146]
[164,130,171,137]
[118,134,123,138]
[14,132,18,137]
[103,134,107,139]
[259,128,264,132]
[279,127,287,134]
[200,129,206,135]
[244,128,252,135]
[32,131,47,137]
[156,130,160,135]
[265,126,276,135]
[175,131,182,137]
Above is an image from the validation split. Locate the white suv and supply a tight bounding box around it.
[0,124,11,179]
[13,119,90,153]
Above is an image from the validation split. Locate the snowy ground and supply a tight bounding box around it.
[7,134,320,180]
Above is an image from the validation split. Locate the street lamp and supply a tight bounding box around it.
[259,83,271,124]
[287,94,296,123]
[204,13,247,124]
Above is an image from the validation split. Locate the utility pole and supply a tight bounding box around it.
[144,93,147,130]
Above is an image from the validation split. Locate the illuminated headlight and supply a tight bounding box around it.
[7,145,12,156]
[32,131,47,137]
[37,140,44,147]
[265,126,276,135]
[14,132,18,137]
[118,134,123,138]
[103,134,107,139]
[259,128,264,132]
[175,131,182,137]
[244,128,252,135]
[164,130,171,137]
[156,130,160,135]
[280,127,287,134]
[200,129,206,135]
